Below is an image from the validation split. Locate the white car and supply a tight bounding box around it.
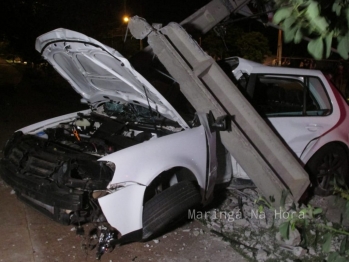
[225,57,349,197]
[0,29,226,245]
[0,29,348,248]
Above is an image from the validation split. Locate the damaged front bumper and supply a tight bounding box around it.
[0,132,113,225]
[98,183,146,237]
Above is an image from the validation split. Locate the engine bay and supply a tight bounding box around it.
[40,102,184,157]
[0,102,184,225]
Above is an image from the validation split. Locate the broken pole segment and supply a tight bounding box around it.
[179,0,252,35]
[128,17,310,207]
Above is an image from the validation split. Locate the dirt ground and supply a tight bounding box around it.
[0,59,247,261]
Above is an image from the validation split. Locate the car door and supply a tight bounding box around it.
[247,74,338,159]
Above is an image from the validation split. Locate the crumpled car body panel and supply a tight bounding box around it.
[100,125,207,189]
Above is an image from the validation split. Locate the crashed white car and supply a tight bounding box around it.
[0,29,226,244]
[1,29,348,246]
[226,57,349,197]
[225,58,349,195]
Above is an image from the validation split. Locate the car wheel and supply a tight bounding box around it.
[142,180,201,240]
[305,144,349,196]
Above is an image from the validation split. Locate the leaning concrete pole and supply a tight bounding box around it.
[128,18,310,206]
[179,0,252,34]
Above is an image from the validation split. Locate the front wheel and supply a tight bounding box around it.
[305,144,349,196]
[142,180,201,240]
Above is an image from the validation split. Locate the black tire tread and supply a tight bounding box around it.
[142,180,201,240]
[305,143,349,196]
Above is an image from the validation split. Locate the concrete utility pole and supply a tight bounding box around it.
[128,14,310,206]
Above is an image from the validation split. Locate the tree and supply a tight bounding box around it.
[201,27,271,63]
[273,0,349,59]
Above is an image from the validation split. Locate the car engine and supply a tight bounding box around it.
[0,102,183,225]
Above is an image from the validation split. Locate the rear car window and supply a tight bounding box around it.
[248,75,331,117]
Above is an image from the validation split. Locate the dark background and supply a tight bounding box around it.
[0,0,212,61]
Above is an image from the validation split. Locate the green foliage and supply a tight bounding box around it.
[250,189,349,260]
[279,221,290,239]
[337,34,349,59]
[328,252,347,262]
[273,7,293,24]
[273,0,349,59]
[310,40,325,59]
[339,236,349,255]
[323,232,332,253]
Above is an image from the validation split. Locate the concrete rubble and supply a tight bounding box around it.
[199,186,349,261]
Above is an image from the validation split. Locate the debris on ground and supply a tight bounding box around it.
[200,187,349,261]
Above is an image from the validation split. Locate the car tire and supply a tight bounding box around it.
[305,143,349,196]
[142,180,201,240]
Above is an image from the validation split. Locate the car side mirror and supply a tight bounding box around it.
[208,111,232,132]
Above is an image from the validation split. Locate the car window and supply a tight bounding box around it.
[249,75,331,117]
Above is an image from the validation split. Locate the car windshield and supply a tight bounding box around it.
[104,102,152,121]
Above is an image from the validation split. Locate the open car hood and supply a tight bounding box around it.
[35,28,189,129]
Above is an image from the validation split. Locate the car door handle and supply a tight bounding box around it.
[306,124,322,132]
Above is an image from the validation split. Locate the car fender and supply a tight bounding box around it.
[301,132,349,165]
[98,126,207,237]
[98,183,146,236]
[99,125,207,190]
[301,83,349,164]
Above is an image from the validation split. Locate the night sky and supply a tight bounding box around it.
[0,0,210,60]
[1,0,310,62]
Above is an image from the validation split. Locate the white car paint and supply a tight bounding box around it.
[99,125,207,190]
[35,28,189,129]
[12,28,219,238]
[98,183,146,236]
[97,125,208,235]
[12,60,213,238]
[15,112,210,237]
[229,57,349,179]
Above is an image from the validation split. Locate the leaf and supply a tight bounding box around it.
[299,208,307,216]
[332,3,342,16]
[312,16,329,33]
[337,34,349,60]
[325,32,333,58]
[322,232,332,253]
[280,189,289,209]
[328,252,347,262]
[307,37,324,59]
[258,205,264,213]
[283,16,296,30]
[284,26,297,43]
[290,220,296,231]
[313,207,323,215]
[337,256,348,262]
[294,28,303,44]
[340,236,347,255]
[306,1,320,19]
[308,204,313,218]
[327,252,338,262]
[279,221,290,240]
[300,227,308,246]
[273,7,293,24]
